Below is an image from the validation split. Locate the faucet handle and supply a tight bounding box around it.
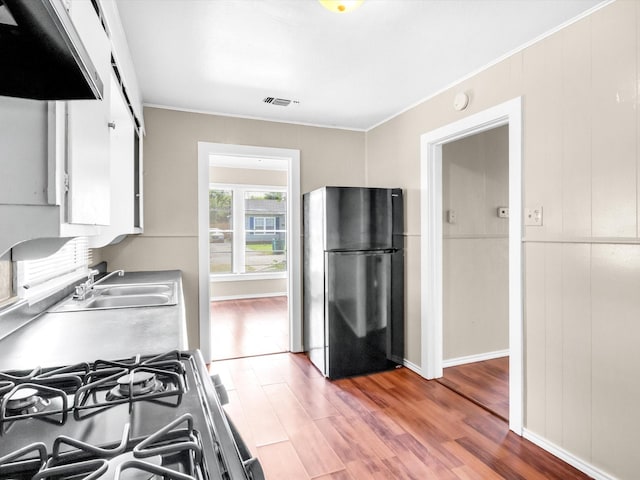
[87,269,100,282]
[73,284,86,300]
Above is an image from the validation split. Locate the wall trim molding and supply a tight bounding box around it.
[210,292,287,302]
[442,349,509,368]
[366,0,615,132]
[145,103,366,133]
[403,359,423,376]
[522,429,615,480]
[444,233,509,240]
[523,236,640,245]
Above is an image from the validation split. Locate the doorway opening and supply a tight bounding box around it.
[197,143,301,363]
[437,125,510,420]
[420,97,523,434]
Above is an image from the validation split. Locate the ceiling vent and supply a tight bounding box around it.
[263,96,294,107]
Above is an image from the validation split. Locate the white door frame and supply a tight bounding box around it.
[197,142,302,361]
[419,97,523,434]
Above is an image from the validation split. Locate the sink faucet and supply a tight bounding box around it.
[73,269,125,300]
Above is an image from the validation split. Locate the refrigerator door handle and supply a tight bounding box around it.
[329,248,397,254]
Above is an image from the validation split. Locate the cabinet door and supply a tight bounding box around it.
[66,0,111,225]
[0,97,49,205]
[89,74,135,248]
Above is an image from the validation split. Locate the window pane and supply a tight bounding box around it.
[210,189,233,230]
[0,256,13,303]
[210,189,233,274]
[244,191,287,273]
[211,232,233,274]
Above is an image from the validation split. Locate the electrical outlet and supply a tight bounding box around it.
[525,206,543,226]
[497,207,509,218]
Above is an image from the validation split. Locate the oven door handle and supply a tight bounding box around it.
[225,414,265,480]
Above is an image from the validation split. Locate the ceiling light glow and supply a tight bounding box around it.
[319,0,364,13]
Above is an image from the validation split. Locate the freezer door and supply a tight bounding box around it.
[325,187,393,251]
[325,251,395,378]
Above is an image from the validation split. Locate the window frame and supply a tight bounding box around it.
[209,183,287,281]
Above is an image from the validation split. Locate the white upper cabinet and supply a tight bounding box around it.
[0,0,144,257]
[88,73,137,248]
[66,0,112,226]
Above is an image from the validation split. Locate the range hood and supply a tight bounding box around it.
[0,0,103,100]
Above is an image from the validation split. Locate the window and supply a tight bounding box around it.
[0,254,12,305]
[15,237,90,303]
[210,186,286,277]
[209,189,233,274]
[253,217,276,234]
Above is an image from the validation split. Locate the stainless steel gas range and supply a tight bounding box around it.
[0,350,264,480]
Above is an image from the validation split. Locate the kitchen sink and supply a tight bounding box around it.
[96,284,173,296]
[85,294,171,308]
[49,282,177,312]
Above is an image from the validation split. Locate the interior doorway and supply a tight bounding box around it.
[420,97,523,434]
[208,158,290,360]
[439,125,510,419]
[197,143,301,363]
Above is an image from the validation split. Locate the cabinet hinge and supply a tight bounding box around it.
[63,173,70,193]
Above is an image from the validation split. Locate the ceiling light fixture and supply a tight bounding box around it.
[319,0,364,13]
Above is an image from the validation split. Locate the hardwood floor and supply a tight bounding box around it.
[439,357,509,421]
[210,296,288,361]
[211,353,590,480]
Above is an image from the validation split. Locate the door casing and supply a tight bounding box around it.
[419,97,523,434]
[197,142,302,361]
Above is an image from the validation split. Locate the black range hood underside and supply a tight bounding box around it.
[0,0,103,100]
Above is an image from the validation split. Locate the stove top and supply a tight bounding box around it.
[0,350,256,480]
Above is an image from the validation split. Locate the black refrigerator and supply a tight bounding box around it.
[303,186,404,379]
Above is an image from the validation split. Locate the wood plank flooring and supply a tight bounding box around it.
[210,353,591,480]
[210,296,288,360]
[439,357,509,421]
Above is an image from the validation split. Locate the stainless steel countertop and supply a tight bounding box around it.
[0,270,188,370]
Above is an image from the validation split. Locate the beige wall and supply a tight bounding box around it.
[210,165,287,299]
[366,2,640,477]
[442,126,509,360]
[100,107,366,349]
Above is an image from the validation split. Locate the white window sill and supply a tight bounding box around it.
[210,272,287,282]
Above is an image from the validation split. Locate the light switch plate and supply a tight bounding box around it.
[525,206,543,226]
[447,209,456,224]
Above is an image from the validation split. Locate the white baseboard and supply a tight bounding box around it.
[523,429,616,480]
[403,358,423,376]
[210,292,287,302]
[442,349,509,368]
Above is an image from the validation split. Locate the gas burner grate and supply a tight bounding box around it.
[0,442,48,478]
[0,363,88,433]
[73,351,187,413]
[0,414,204,480]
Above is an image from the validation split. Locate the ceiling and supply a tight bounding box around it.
[115,0,605,131]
